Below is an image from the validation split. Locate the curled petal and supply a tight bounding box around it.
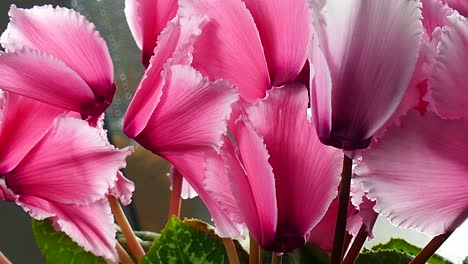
[421,0,453,36]
[1,5,114,103]
[168,166,198,199]
[245,84,342,251]
[427,14,468,119]
[314,0,423,149]
[356,111,468,235]
[445,0,468,17]
[242,0,311,84]
[0,179,16,201]
[0,49,97,115]
[124,0,178,66]
[123,15,207,138]
[179,0,271,101]
[0,92,64,174]
[5,118,132,205]
[109,171,135,206]
[18,196,118,262]
[135,65,238,154]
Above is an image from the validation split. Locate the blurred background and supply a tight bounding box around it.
[0,0,466,263]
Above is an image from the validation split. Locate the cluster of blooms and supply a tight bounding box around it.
[0,0,467,263]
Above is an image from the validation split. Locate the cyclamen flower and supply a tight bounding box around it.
[220,85,342,252]
[0,92,133,261]
[0,5,115,119]
[309,0,423,150]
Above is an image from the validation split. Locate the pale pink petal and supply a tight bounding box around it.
[227,120,277,246]
[349,181,378,238]
[1,5,114,103]
[166,150,244,238]
[123,15,207,138]
[245,84,342,251]
[179,0,271,101]
[308,198,359,252]
[19,196,118,262]
[427,14,468,119]
[421,0,453,36]
[124,0,178,66]
[309,37,332,140]
[0,49,97,115]
[135,65,238,153]
[0,179,16,201]
[242,0,311,84]
[109,171,135,206]
[0,92,64,173]
[314,0,422,149]
[445,0,468,17]
[356,111,468,235]
[5,118,132,205]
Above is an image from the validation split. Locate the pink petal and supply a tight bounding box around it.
[179,0,271,101]
[5,117,132,205]
[421,0,452,35]
[356,111,468,235]
[166,150,244,238]
[427,14,468,119]
[135,64,238,153]
[242,0,311,84]
[0,179,16,201]
[226,120,277,246]
[19,196,118,262]
[109,171,135,206]
[124,0,178,67]
[1,5,114,104]
[445,0,468,17]
[313,0,422,149]
[0,49,97,115]
[308,197,359,252]
[0,92,64,174]
[244,84,342,251]
[123,15,207,138]
[167,166,198,199]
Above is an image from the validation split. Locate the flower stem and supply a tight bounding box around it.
[409,231,453,264]
[0,251,11,264]
[249,233,261,264]
[168,168,183,219]
[116,242,136,264]
[343,224,368,264]
[108,196,146,262]
[331,154,353,264]
[223,238,240,264]
[271,253,282,264]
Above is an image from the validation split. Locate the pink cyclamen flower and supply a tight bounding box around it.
[0,92,133,261]
[309,0,423,150]
[355,111,468,236]
[125,0,178,67]
[220,85,342,252]
[0,5,115,119]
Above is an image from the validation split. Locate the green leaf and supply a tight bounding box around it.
[372,238,452,264]
[32,219,106,264]
[141,217,248,264]
[356,249,413,264]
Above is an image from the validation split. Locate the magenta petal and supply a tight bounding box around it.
[356,111,468,235]
[242,0,311,84]
[166,150,244,238]
[245,84,342,251]
[135,65,238,153]
[445,0,468,17]
[124,0,178,66]
[19,196,118,262]
[313,0,422,149]
[109,171,135,206]
[179,0,271,101]
[1,5,114,102]
[227,121,277,246]
[5,118,132,205]
[0,92,64,173]
[0,49,97,115]
[123,15,207,138]
[427,14,468,119]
